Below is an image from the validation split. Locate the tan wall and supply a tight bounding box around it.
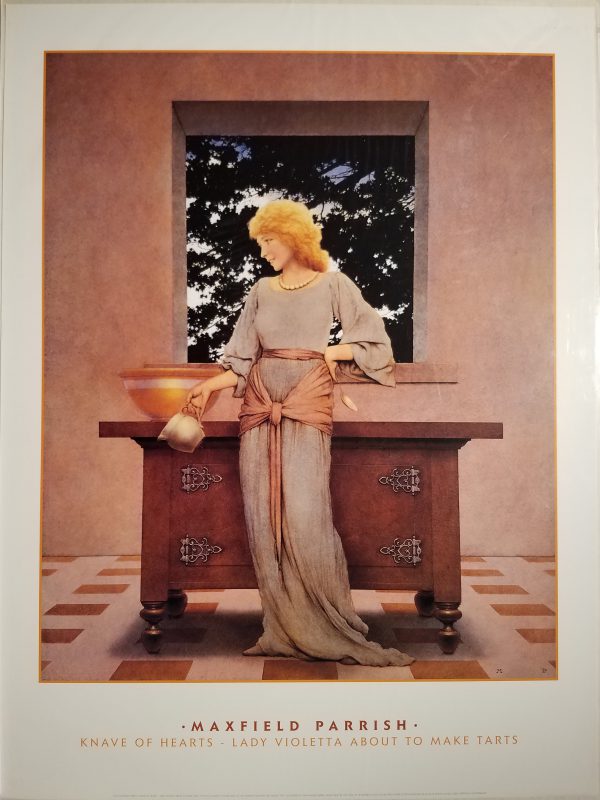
[43,52,554,556]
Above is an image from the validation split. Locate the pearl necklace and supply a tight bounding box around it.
[278,272,319,291]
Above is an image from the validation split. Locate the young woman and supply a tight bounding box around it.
[187,199,414,667]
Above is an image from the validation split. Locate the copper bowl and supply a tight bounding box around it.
[119,364,222,419]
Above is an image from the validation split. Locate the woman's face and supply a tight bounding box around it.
[256,234,295,272]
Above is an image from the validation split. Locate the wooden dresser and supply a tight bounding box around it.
[100,420,502,655]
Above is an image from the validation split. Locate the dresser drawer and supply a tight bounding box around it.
[331,450,429,571]
[169,452,252,570]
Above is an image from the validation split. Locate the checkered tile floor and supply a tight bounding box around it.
[40,556,557,682]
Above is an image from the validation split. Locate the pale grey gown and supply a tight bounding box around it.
[220,270,414,667]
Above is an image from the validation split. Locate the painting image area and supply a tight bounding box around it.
[40,52,555,682]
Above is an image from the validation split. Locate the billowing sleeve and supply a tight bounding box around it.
[331,271,396,387]
[219,282,261,398]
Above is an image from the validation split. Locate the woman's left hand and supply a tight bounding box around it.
[324,347,338,382]
[324,344,354,382]
[324,344,359,410]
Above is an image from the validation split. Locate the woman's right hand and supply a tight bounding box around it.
[186,379,215,419]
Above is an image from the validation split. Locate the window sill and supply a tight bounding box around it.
[165,362,458,385]
[393,362,457,384]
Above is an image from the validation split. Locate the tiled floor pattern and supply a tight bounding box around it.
[40,555,557,682]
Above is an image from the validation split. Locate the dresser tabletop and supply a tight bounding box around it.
[99,420,503,440]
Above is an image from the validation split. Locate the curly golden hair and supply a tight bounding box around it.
[248,199,330,272]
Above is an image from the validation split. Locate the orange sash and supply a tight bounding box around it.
[239,349,334,566]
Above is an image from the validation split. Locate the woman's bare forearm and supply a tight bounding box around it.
[207,368,239,392]
[325,344,353,362]
[185,368,239,416]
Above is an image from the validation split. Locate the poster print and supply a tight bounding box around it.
[1,3,598,800]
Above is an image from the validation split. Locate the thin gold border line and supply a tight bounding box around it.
[38,51,48,685]
[40,677,556,684]
[552,53,558,680]
[43,48,554,56]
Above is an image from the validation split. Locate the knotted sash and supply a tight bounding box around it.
[239,349,334,566]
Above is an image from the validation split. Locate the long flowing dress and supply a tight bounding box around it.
[220,270,414,667]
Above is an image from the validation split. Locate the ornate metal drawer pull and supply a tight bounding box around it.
[380,536,422,566]
[180,465,222,493]
[379,466,421,494]
[180,536,223,565]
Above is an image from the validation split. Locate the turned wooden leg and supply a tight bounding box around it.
[434,601,462,655]
[140,601,167,654]
[414,590,435,617]
[167,589,188,618]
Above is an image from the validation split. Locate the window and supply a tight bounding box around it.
[186,134,415,363]
[173,101,429,364]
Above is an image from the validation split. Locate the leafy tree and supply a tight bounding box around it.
[186,135,414,362]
